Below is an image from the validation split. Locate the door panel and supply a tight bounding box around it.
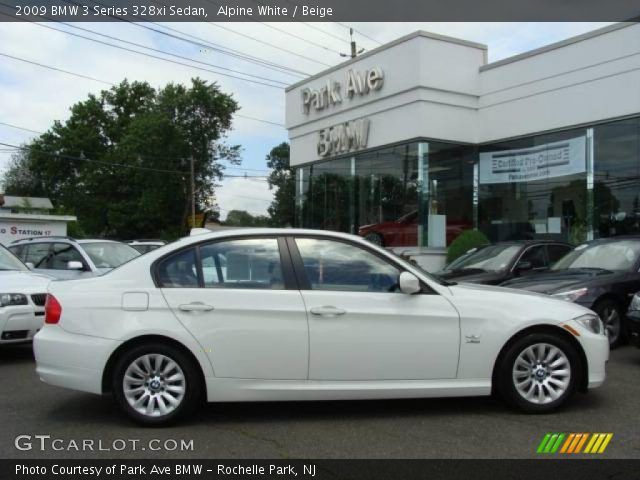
[161,288,309,380]
[302,290,460,380]
[158,239,309,380]
[292,237,460,381]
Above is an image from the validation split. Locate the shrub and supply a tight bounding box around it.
[446,229,490,263]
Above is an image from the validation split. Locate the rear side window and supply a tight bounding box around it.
[200,238,284,290]
[157,248,199,288]
[547,244,572,265]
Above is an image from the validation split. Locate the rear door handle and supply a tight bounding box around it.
[178,302,214,312]
[310,306,346,317]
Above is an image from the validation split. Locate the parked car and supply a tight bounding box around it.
[34,229,608,425]
[127,239,167,254]
[435,241,573,285]
[358,210,470,247]
[0,244,50,344]
[9,237,140,280]
[502,236,640,348]
[625,292,640,349]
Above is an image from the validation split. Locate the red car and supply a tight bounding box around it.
[358,211,470,247]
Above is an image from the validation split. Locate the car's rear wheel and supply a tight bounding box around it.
[497,333,579,413]
[364,232,384,247]
[593,299,623,348]
[113,343,201,425]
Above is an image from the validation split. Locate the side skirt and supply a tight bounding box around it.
[204,378,491,402]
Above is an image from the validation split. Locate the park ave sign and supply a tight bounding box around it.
[303,68,383,158]
[301,67,384,115]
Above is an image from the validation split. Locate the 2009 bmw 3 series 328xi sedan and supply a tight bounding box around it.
[34,229,609,425]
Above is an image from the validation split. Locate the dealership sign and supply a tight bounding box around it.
[301,67,384,114]
[0,220,66,245]
[479,136,586,184]
[317,118,370,157]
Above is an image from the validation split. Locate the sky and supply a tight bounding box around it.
[0,21,614,219]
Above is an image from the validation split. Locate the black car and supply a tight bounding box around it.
[435,240,573,285]
[502,236,640,348]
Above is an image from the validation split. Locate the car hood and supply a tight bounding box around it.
[447,281,594,323]
[436,269,507,285]
[0,270,52,293]
[500,269,624,294]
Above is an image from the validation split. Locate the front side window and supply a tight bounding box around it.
[50,243,85,270]
[547,244,572,265]
[200,238,284,289]
[295,238,401,293]
[518,245,546,269]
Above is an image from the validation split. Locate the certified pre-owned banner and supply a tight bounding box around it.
[479,136,586,185]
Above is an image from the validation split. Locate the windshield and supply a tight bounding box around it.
[552,240,640,272]
[445,244,521,272]
[82,242,140,269]
[0,246,29,271]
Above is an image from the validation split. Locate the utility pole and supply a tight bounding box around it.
[340,28,365,59]
[190,156,195,229]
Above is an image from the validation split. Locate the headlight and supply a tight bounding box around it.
[574,314,605,335]
[0,293,28,307]
[552,287,588,302]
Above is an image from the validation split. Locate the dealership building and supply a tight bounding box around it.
[285,22,640,266]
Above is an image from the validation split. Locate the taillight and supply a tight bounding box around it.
[44,294,62,324]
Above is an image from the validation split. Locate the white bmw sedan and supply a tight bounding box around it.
[34,229,609,425]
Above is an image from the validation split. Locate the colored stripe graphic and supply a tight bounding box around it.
[538,433,613,454]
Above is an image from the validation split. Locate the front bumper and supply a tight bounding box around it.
[0,305,43,344]
[566,320,609,388]
[34,325,121,394]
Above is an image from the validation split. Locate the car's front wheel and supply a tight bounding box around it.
[364,232,384,247]
[113,343,201,425]
[593,299,623,348]
[497,333,579,413]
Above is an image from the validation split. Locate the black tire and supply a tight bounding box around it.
[112,343,202,426]
[496,333,580,413]
[593,298,624,349]
[365,232,384,247]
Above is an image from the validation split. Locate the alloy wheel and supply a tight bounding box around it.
[512,343,571,405]
[123,354,186,417]
[601,306,621,344]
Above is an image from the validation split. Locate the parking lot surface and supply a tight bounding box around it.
[0,344,638,459]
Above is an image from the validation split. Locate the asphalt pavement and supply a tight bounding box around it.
[0,343,638,459]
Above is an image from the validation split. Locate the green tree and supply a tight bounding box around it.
[266,142,295,227]
[2,78,240,239]
[224,209,270,227]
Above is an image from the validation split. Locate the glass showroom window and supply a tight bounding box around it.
[478,127,588,244]
[593,117,640,238]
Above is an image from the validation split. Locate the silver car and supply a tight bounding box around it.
[8,236,140,280]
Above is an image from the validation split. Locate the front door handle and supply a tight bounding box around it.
[178,302,214,312]
[310,306,346,317]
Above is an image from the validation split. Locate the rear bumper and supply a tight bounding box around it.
[34,325,120,395]
[0,306,43,344]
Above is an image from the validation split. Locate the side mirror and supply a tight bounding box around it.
[399,271,421,295]
[515,260,533,273]
[25,262,35,270]
[67,260,84,271]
